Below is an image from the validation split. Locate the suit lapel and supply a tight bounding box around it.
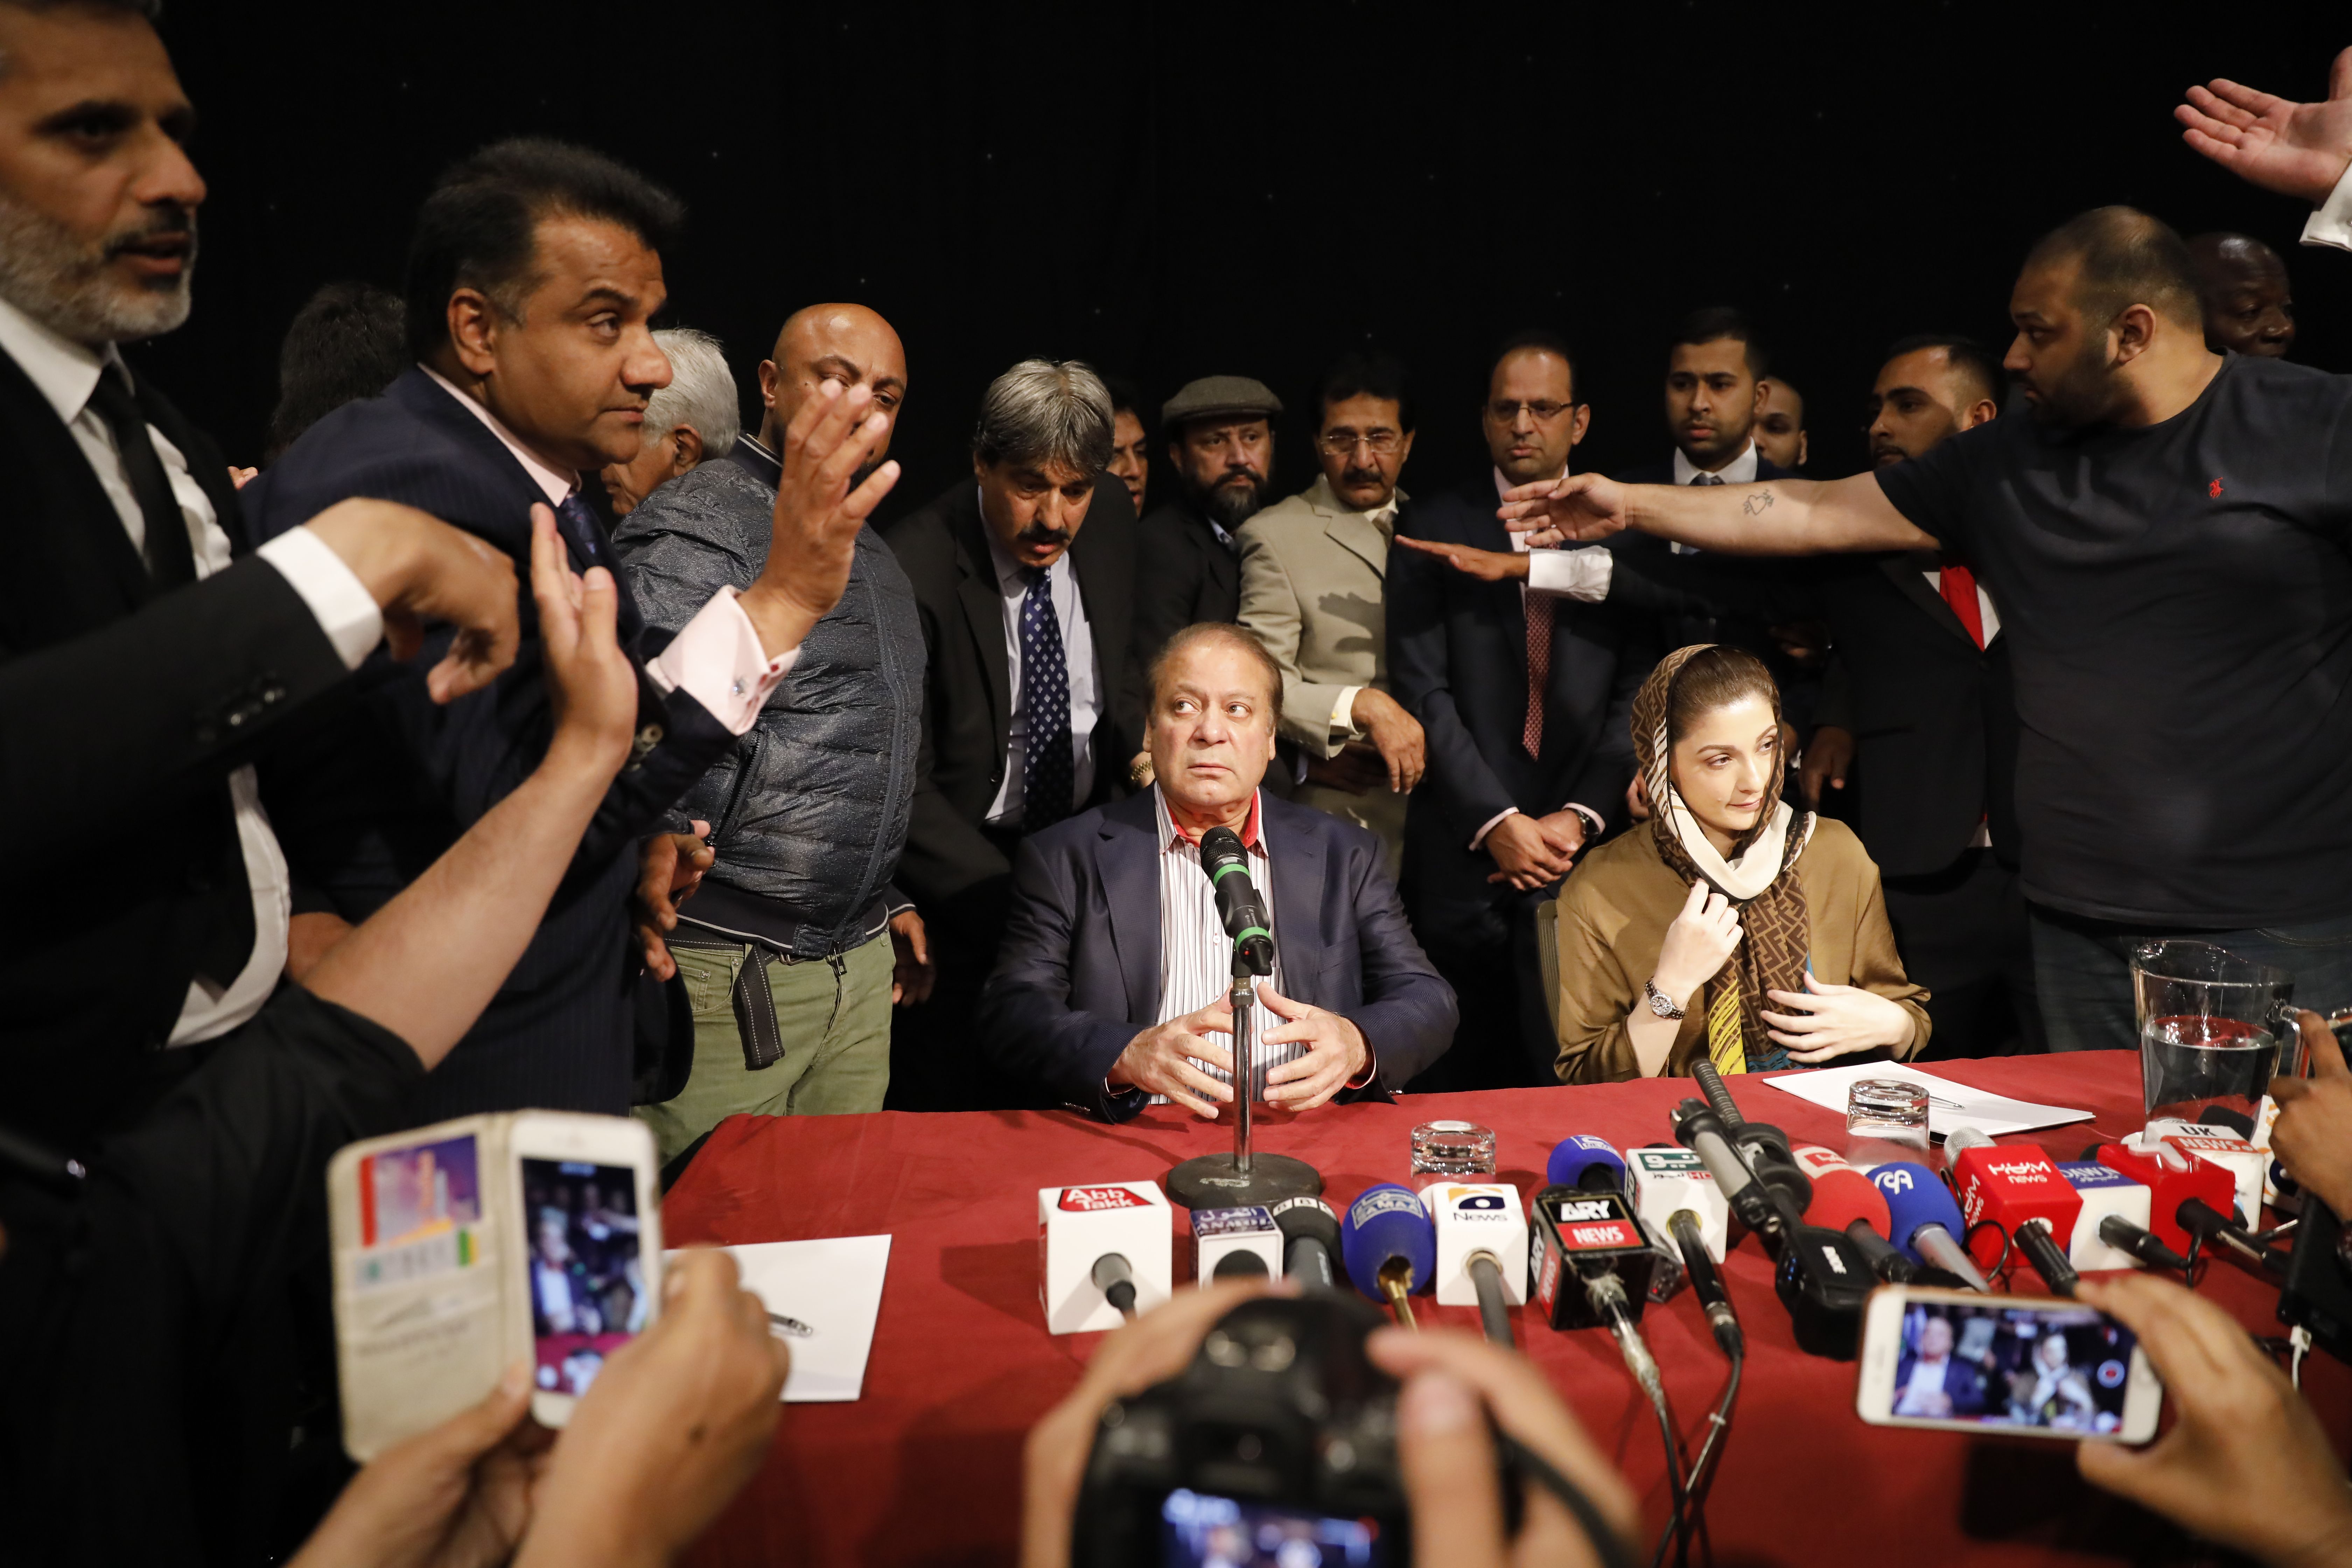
[947,492,1014,759]
[1324,508,1390,579]
[391,368,561,559]
[1267,802,1328,1005]
[1100,795,1163,1024]
[1882,553,1974,644]
[0,346,153,638]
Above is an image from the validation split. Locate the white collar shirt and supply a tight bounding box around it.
[1671,442,1758,553]
[1153,786,1292,1102]
[420,364,578,504]
[982,500,1101,823]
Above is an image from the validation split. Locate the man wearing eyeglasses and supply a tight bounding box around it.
[1234,351,1426,877]
[1133,376,1281,667]
[1386,330,1653,1089]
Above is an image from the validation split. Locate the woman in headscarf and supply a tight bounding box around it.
[1552,644,1929,1082]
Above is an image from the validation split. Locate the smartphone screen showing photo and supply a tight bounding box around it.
[1159,1489,1390,1568]
[522,1158,646,1398]
[1887,1299,2140,1434]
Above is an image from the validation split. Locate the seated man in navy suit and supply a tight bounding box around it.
[982,623,1455,1120]
[247,139,897,1119]
[1893,1312,1990,1419]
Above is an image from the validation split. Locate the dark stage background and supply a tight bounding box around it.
[143,4,2352,512]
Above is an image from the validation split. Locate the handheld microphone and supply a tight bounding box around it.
[1199,827,1274,975]
[2057,1162,2157,1270]
[1547,1134,1628,1194]
[1793,1145,1912,1283]
[1672,1101,1793,1242]
[1949,1139,2084,1276]
[1871,1163,1992,1291]
[1040,1182,1173,1334]
[2099,1213,2193,1272]
[2011,1220,2080,1296]
[1268,1196,1343,1289]
[1091,1253,1140,1316]
[1692,1060,1811,1212]
[1629,1145,1730,1264]
[2095,1140,2239,1256]
[1423,1183,1530,1324]
[2179,1196,2288,1276]
[1341,1183,1436,1328]
[1528,1186,1658,1330]
[1671,1209,1742,1356]
[2146,1122,2266,1231]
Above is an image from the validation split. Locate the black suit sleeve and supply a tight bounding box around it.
[1385,534,1518,849]
[1130,512,1200,671]
[1603,540,1824,626]
[978,837,1148,1120]
[2,555,347,868]
[1333,839,1458,1092]
[1557,609,1652,834]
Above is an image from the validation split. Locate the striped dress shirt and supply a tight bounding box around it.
[1153,786,1298,1102]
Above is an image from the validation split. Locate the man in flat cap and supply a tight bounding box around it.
[1133,375,1282,668]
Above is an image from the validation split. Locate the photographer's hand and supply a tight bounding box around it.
[1371,1328,1640,1568]
[1020,1280,1282,1568]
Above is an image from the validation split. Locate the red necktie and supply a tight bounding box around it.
[1938,560,1985,650]
[1524,591,1554,758]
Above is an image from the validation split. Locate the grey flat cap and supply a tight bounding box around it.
[1160,375,1283,428]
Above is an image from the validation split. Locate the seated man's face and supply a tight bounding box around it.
[1149,637,1277,816]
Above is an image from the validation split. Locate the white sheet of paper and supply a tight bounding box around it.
[1759,1062,2094,1139]
[668,1235,891,1403]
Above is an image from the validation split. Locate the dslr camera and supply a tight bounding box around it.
[1071,1293,1412,1567]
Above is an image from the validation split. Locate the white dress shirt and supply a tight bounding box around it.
[2303,160,2352,253]
[1896,1354,1955,1415]
[1670,441,1759,554]
[0,294,392,1045]
[979,501,1101,824]
[420,367,797,733]
[1151,787,1294,1103]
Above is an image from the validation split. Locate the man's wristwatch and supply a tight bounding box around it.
[1644,978,1687,1021]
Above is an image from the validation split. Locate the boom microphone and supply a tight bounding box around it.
[1341,1183,1436,1327]
[1692,1060,1811,1212]
[1672,1101,1792,1241]
[1199,827,1274,975]
[1871,1163,1992,1292]
[1268,1196,1343,1289]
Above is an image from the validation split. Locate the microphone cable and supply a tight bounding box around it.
[1656,1211,1742,1568]
[1583,1272,1684,1567]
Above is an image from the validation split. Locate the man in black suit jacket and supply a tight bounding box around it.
[1388,331,1653,1090]
[249,139,896,1120]
[983,625,1453,1117]
[1132,376,1282,664]
[882,359,1140,1110]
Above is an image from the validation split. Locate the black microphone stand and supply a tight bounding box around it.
[1167,946,1322,1210]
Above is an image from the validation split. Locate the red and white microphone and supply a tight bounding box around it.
[1038,1182,1174,1334]
[2095,1138,2239,1257]
[1946,1128,2083,1293]
[1792,1145,1912,1283]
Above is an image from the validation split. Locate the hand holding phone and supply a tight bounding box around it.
[2073,1275,2352,1568]
[1855,1286,2161,1441]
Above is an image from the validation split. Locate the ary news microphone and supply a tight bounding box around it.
[1871,1163,1993,1292]
[1198,827,1274,975]
[2096,1139,2240,1257]
[1342,1184,1436,1328]
[1268,1196,1343,1290]
[1547,1134,1628,1195]
[1948,1136,2084,1290]
[1672,1101,1793,1243]
[1671,1209,1742,1357]
[1793,1145,1914,1284]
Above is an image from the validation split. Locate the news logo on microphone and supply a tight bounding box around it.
[1527,1187,1655,1330]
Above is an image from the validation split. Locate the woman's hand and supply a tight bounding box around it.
[1760,972,1914,1062]
[1652,879,1741,1002]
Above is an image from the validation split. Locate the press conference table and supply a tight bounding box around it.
[663,1051,2351,1567]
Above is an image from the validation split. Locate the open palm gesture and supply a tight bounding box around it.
[2177,47,2352,204]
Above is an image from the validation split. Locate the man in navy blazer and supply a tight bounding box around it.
[982,624,1454,1120]
[247,140,897,1118]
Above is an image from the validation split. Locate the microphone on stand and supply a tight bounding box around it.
[1199,827,1274,975]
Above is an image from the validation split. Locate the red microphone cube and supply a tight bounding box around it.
[2096,1142,2238,1256]
[1951,1143,2084,1268]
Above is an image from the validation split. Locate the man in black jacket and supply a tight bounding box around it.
[249,139,898,1120]
[1387,333,1653,1088]
[617,303,926,1156]
[883,358,1139,1109]
[1132,375,1281,664]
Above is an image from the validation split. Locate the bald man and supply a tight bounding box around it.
[2189,232,2297,357]
[616,303,926,1161]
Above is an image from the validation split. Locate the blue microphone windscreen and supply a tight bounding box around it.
[1871,1162,1967,1262]
[1546,1134,1627,1193]
[1339,1183,1436,1302]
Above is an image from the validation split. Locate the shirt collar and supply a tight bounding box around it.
[1307,472,1403,529]
[0,292,123,426]
[420,363,578,507]
[1672,440,1757,487]
[730,431,782,487]
[1157,784,1263,852]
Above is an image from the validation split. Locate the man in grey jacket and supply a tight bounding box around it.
[616,305,922,1160]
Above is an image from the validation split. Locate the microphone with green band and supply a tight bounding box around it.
[1199,826,1275,975]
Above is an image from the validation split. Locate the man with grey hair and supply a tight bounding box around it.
[882,357,1141,1109]
[599,325,741,515]
[615,303,918,1158]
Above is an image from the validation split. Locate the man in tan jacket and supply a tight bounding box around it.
[1236,352,1425,876]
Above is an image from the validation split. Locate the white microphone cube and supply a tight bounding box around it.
[1038,1182,1172,1335]
[1191,1205,1283,1286]
[1628,1146,1728,1263]
[2149,1123,2267,1226]
[1421,1183,1528,1307]
[2057,1161,2153,1270]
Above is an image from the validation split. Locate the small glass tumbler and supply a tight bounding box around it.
[1410,1120,1497,1182]
[1846,1078,1931,1151]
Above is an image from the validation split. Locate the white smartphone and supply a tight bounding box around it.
[510,1111,665,1428]
[1856,1285,2162,1442]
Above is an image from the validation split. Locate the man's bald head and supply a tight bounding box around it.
[757,301,909,457]
[2188,232,2295,358]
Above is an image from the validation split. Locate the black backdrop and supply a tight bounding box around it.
[142,4,2352,513]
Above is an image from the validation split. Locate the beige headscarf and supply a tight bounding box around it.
[1630,645,1816,1074]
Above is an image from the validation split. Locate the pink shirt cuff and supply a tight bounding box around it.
[1470,806,1519,852]
[645,586,797,735]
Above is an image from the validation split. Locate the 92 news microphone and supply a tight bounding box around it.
[1629,1146,1730,1264]
[1199,827,1274,975]
[1870,1163,1992,1291]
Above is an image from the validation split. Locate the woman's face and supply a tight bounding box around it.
[1669,694,1779,847]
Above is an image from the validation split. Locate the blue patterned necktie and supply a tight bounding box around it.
[556,493,606,567]
[1021,565,1074,833]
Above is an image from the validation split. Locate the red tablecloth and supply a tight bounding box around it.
[664,1052,2349,1566]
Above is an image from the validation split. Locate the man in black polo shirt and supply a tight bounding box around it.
[1500,204,2352,1051]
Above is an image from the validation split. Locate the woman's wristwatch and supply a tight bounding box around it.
[1643,978,1686,1021]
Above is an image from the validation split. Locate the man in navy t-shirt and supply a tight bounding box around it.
[1496,204,2352,1051]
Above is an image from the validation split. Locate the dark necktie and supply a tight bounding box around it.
[1020,566,1073,833]
[1690,472,1726,486]
[555,493,606,569]
[86,365,195,586]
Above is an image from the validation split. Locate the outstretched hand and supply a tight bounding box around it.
[2270,1010,2352,1217]
[1497,471,1629,549]
[2177,47,2352,204]
[737,379,901,663]
[530,504,638,778]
